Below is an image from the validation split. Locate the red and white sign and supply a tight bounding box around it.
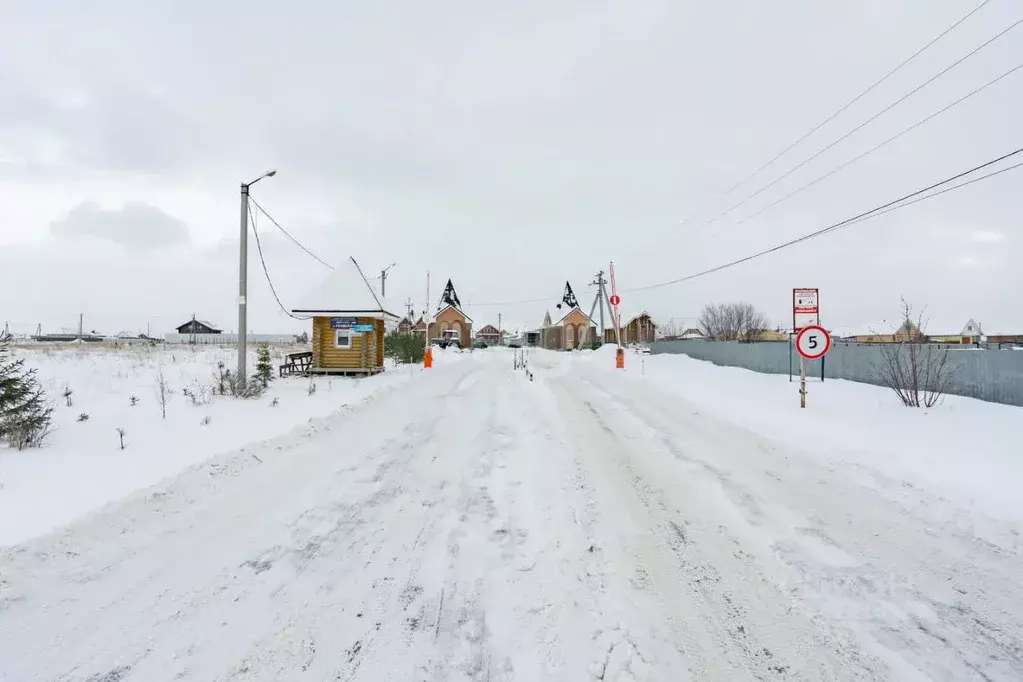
[795,325,831,360]
[793,287,819,331]
[609,294,621,306]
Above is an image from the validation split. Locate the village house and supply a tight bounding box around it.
[396,316,415,334]
[542,306,596,350]
[475,324,501,345]
[623,312,657,344]
[600,312,657,345]
[291,258,399,375]
[428,280,472,347]
[176,319,221,335]
[430,305,472,347]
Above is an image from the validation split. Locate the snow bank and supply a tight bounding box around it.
[0,344,414,545]
[581,348,1023,522]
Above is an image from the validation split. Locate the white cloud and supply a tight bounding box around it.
[968,230,1006,243]
[1,0,1021,333]
[50,201,190,251]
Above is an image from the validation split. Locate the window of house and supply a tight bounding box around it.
[335,329,353,348]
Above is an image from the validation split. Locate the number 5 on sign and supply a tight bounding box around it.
[795,325,830,408]
[796,325,830,360]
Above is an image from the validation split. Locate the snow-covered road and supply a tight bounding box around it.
[2,350,1021,680]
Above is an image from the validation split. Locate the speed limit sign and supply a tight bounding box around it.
[796,325,831,360]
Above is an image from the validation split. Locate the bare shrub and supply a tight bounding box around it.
[62,387,74,407]
[307,380,317,396]
[874,299,956,408]
[214,361,230,396]
[182,380,212,407]
[130,395,139,407]
[270,397,279,408]
[77,413,90,422]
[116,427,126,449]
[698,302,768,342]
[201,415,212,426]
[155,369,171,419]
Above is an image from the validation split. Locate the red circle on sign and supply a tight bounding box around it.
[609,294,621,306]
[795,325,831,360]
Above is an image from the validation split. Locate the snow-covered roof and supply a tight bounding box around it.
[292,258,399,319]
[554,306,595,327]
[623,311,655,327]
[433,304,473,323]
[961,318,984,336]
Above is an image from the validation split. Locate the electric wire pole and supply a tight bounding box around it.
[238,169,277,389]
[381,262,396,297]
[589,270,609,341]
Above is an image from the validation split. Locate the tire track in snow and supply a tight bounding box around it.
[573,362,1023,681]
[0,362,477,681]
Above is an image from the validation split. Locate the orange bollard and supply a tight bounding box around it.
[424,346,433,368]
[615,348,625,369]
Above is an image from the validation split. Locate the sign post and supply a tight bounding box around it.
[800,357,807,408]
[795,325,831,408]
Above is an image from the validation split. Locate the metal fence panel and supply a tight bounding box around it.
[163,333,299,345]
[650,340,1023,407]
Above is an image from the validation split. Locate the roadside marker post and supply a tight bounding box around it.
[795,325,831,408]
[609,263,624,369]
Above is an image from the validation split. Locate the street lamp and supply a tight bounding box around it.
[380,262,397,297]
[238,169,278,389]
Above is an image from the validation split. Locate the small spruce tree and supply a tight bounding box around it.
[255,343,273,389]
[0,341,55,449]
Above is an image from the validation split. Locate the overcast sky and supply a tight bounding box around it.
[2,0,1020,336]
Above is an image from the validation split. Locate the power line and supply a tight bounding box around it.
[721,0,993,197]
[248,196,335,270]
[248,200,302,319]
[693,15,1023,234]
[720,60,1023,233]
[624,147,1023,293]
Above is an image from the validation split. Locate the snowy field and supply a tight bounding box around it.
[0,343,419,545]
[1,346,1021,680]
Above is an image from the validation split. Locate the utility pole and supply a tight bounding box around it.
[498,313,502,346]
[589,271,608,341]
[380,263,396,297]
[237,169,277,389]
[78,313,83,340]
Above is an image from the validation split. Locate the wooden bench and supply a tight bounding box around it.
[279,351,313,377]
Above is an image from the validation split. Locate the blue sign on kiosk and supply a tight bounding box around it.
[329,317,358,329]
[352,324,375,332]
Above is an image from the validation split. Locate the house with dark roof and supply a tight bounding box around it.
[176,319,221,335]
[475,324,501,344]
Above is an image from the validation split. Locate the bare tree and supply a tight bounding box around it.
[698,302,768,342]
[155,368,171,419]
[874,299,956,408]
[658,319,684,340]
